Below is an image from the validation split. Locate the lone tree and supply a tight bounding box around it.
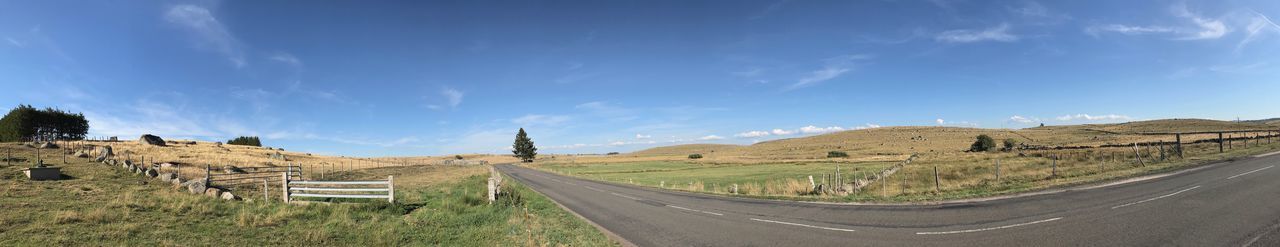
[970,134,996,152]
[0,104,89,142]
[1002,138,1019,151]
[512,128,537,162]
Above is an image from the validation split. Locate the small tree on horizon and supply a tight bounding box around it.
[512,128,538,162]
[970,134,996,152]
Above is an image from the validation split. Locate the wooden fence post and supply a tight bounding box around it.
[933,166,940,191]
[1219,133,1225,153]
[995,159,1001,181]
[263,179,269,202]
[281,172,290,203]
[205,164,211,186]
[1176,134,1184,159]
[1132,143,1145,167]
[388,175,395,203]
[1052,155,1058,178]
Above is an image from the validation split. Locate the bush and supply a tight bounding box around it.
[455,155,464,160]
[688,154,703,159]
[1002,138,1018,151]
[606,152,620,155]
[827,151,849,158]
[226,136,262,146]
[970,135,996,152]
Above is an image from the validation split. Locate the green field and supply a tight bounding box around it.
[538,161,897,195]
[0,144,615,246]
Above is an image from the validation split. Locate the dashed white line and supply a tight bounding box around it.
[1111,185,1201,209]
[610,192,641,200]
[583,186,605,192]
[749,218,857,232]
[1227,166,1274,180]
[915,217,1062,235]
[667,205,724,216]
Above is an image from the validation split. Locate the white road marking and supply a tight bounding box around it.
[1227,166,1274,180]
[667,205,724,216]
[610,192,641,200]
[563,181,577,186]
[749,218,857,232]
[915,217,1062,235]
[584,186,605,192]
[1111,185,1201,209]
[1255,151,1280,158]
[549,178,563,183]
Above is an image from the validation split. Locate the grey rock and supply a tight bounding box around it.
[138,134,166,146]
[204,187,223,198]
[183,180,207,194]
[74,150,89,158]
[220,191,240,201]
[144,168,158,178]
[37,142,58,149]
[94,146,112,159]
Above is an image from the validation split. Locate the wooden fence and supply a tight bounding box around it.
[207,165,303,187]
[282,174,394,203]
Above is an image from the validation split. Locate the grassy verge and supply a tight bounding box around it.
[0,143,614,246]
[533,140,1280,203]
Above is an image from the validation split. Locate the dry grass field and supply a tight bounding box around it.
[531,119,1280,202]
[0,143,613,246]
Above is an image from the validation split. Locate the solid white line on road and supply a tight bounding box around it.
[610,192,641,200]
[1111,185,1201,209]
[584,186,605,192]
[749,218,857,232]
[1227,166,1274,180]
[667,205,724,216]
[915,217,1062,235]
[1255,151,1280,158]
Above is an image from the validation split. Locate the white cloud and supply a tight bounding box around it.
[852,123,882,130]
[1170,3,1228,40]
[936,23,1020,43]
[1009,115,1039,124]
[1055,114,1131,121]
[164,4,245,67]
[512,114,571,127]
[5,37,23,47]
[936,119,946,125]
[735,130,771,138]
[268,52,302,67]
[1238,11,1280,52]
[799,125,846,134]
[635,134,651,139]
[770,129,795,135]
[1085,24,1177,36]
[442,88,464,108]
[786,54,871,90]
[698,135,725,140]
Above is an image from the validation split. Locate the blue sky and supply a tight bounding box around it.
[2,0,1279,156]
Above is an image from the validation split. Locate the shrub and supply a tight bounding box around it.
[227,136,262,147]
[1002,138,1018,151]
[606,152,620,155]
[827,151,849,158]
[454,155,464,160]
[688,154,703,159]
[970,135,996,152]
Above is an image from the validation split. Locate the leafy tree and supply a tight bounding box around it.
[1002,138,1018,151]
[227,136,262,146]
[688,154,703,159]
[970,134,996,152]
[512,128,537,162]
[0,105,89,142]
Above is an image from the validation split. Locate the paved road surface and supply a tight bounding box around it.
[496,151,1280,246]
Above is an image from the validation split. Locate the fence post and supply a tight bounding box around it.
[1176,134,1184,159]
[1132,143,1145,167]
[263,179,269,202]
[205,164,211,186]
[995,159,1001,181]
[1052,155,1058,177]
[282,172,290,203]
[1219,133,1225,153]
[1158,142,1166,162]
[933,166,940,191]
[388,175,395,203]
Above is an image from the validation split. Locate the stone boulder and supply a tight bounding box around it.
[157,172,174,182]
[144,168,158,178]
[94,146,112,158]
[95,156,106,163]
[183,180,207,194]
[170,176,184,186]
[269,152,287,161]
[74,150,89,158]
[220,191,240,201]
[37,142,58,149]
[204,187,223,198]
[124,160,134,166]
[139,134,166,146]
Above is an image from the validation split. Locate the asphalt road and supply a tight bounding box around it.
[496,151,1280,247]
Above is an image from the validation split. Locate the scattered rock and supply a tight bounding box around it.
[95,156,106,163]
[220,191,240,201]
[204,187,223,198]
[74,150,89,158]
[139,134,166,146]
[170,176,184,186]
[157,172,174,182]
[124,160,134,166]
[214,142,223,147]
[269,152,287,161]
[144,168,158,178]
[184,180,207,194]
[37,142,58,149]
[94,146,112,160]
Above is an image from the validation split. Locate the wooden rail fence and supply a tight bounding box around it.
[282,174,394,203]
[206,165,303,187]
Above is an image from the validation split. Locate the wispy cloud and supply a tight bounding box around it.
[635,134,651,139]
[1170,3,1228,40]
[936,23,1020,43]
[443,88,464,108]
[1238,11,1280,53]
[164,4,244,67]
[786,54,871,90]
[268,52,302,67]
[1086,4,1228,40]
[1008,115,1039,124]
[1055,114,1130,121]
[735,130,770,138]
[5,37,23,47]
[698,135,725,140]
[1085,24,1178,36]
[798,125,845,134]
[770,129,796,135]
[512,114,571,127]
